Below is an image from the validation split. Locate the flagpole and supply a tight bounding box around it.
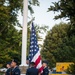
[21,0,28,66]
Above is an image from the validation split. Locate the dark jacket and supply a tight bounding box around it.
[12,67,20,75]
[42,67,49,75]
[26,67,38,75]
[5,68,12,75]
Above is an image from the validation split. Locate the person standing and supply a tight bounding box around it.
[42,61,49,75]
[26,62,38,75]
[5,62,12,75]
[11,59,20,75]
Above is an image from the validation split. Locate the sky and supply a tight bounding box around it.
[18,0,69,45]
[32,0,59,29]
[18,0,68,30]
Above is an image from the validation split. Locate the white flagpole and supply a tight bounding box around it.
[20,0,28,74]
[21,0,28,66]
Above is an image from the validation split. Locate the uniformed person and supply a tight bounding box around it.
[5,62,12,75]
[42,61,49,75]
[26,62,38,75]
[11,59,20,75]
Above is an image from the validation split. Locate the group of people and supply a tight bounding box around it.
[5,59,49,75]
[5,59,20,75]
[26,61,49,75]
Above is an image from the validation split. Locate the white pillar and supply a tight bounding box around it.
[21,0,28,66]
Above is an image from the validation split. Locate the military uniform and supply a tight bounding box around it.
[5,68,12,75]
[26,67,38,75]
[42,67,49,75]
[12,67,20,75]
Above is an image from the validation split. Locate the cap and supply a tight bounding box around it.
[42,60,48,64]
[7,62,11,65]
[12,59,18,65]
[30,62,35,65]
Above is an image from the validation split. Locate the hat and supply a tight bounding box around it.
[30,62,35,65]
[7,62,11,65]
[26,57,29,60]
[12,59,18,65]
[42,60,48,64]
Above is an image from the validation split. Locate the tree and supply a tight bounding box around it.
[48,0,75,35]
[41,23,75,67]
[0,25,22,67]
[0,0,40,67]
[28,0,40,14]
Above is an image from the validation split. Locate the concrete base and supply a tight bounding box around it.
[19,66,28,74]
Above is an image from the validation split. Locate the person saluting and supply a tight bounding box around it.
[42,61,49,75]
[5,62,12,75]
[11,59,20,75]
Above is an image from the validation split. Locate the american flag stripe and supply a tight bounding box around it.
[36,60,42,68]
[35,56,41,67]
[38,65,43,73]
[29,23,43,73]
[31,51,40,62]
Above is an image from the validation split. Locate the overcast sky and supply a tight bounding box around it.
[18,0,69,45]
[18,0,68,30]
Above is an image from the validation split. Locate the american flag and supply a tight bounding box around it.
[29,23,43,73]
